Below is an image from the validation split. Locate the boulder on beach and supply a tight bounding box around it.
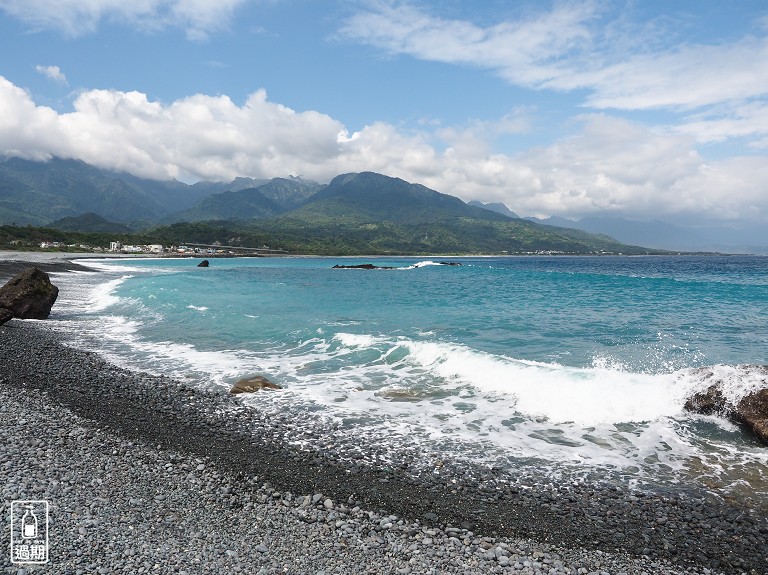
[230,375,282,394]
[197,260,210,267]
[684,368,768,445]
[0,307,13,326]
[0,267,58,319]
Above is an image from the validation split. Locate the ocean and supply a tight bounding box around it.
[50,255,768,507]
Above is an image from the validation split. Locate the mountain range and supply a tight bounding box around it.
[1,155,751,254]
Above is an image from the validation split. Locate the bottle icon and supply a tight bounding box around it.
[21,505,38,539]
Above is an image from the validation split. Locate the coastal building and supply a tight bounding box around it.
[109,241,164,254]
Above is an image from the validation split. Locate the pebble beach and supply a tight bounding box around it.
[1,255,767,575]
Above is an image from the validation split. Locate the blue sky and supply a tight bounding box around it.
[1,0,768,226]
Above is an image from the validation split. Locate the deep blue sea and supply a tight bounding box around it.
[53,255,768,505]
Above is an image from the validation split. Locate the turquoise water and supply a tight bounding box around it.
[57,255,768,503]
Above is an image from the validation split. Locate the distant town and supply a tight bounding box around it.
[39,240,226,255]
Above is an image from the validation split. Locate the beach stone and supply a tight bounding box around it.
[0,267,58,319]
[229,375,282,394]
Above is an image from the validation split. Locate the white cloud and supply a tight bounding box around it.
[676,101,768,144]
[340,2,768,113]
[558,37,768,111]
[339,1,598,87]
[34,64,68,84]
[2,75,768,225]
[0,0,249,39]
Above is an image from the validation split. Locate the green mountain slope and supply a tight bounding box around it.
[254,177,324,210]
[258,217,655,255]
[49,212,133,233]
[166,188,284,223]
[284,172,509,225]
[0,157,214,225]
[166,177,323,223]
[468,200,520,219]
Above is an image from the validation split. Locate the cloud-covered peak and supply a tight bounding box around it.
[3,75,768,226]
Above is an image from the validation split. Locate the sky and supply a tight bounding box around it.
[1,0,768,227]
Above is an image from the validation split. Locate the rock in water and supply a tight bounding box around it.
[684,369,768,445]
[332,263,396,270]
[737,388,768,444]
[198,260,210,267]
[0,267,58,319]
[230,375,282,394]
[683,384,727,415]
[0,307,13,326]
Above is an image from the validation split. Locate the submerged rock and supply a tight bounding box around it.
[230,375,282,394]
[0,267,58,319]
[684,367,768,445]
[333,262,461,270]
[332,263,396,270]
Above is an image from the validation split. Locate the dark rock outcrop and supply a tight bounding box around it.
[684,368,768,445]
[332,263,396,270]
[737,388,768,444]
[230,375,282,394]
[0,267,58,319]
[0,308,13,326]
[197,260,210,267]
[683,384,727,415]
[333,262,461,270]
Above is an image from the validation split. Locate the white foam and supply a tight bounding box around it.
[388,338,687,425]
[333,333,380,347]
[186,305,209,312]
[74,259,150,274]
[88,275,133,311]
[678,364,768,404]
[399,260,448,270]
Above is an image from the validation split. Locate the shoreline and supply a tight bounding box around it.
[1,256,767,573]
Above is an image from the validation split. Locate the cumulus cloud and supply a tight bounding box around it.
[339,2,768,113]
[2,75,768,224]
[34,64,67,84]
[0,0,249,39]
